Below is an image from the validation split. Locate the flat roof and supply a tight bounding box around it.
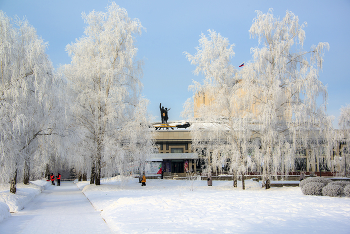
[147,153,198,161]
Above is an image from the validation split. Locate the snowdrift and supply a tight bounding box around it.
[0,180,50,222]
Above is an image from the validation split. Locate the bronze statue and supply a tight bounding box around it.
[160,103,170,124]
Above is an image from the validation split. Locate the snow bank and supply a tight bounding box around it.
[30,179,51,189]
[0,202,10,223]
[0,179,49,221]
[76,175,134,192]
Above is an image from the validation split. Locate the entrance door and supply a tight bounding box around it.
[171,160,184,173]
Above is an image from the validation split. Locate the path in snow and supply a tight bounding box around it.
[0,181,112,234]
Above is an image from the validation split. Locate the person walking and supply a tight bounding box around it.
[56,173,61,186]
[50,173,55,185]
[299,172,305,181]
[141,173,146,186]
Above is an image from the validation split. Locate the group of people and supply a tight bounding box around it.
[50,173,61,186]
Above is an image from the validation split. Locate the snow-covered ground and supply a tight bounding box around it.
[0,181,111,234]
[79,177,350,233]
[1,177,350,233]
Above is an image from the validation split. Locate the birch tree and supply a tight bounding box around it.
[184,30,255,189]
[184,10,332,189]
[337,105,350,176]
[64,3,153,185]
[0,11,61,193]
[241,9,332,188]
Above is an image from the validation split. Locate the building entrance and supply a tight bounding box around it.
[171,160,184,173]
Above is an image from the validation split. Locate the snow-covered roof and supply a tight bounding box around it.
[153,121,192,131]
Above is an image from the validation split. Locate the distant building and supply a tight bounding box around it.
[150,81,347,177]
[148,122,200,178]
[150,122,350,178]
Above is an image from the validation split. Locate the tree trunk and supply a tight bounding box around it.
[233,172,238,187]
[95,102,103,186]
[95,159,101,186]
[83,173,87,181]
[263,150,271,189]
[345,155,347,177]
[207,172,212,186]
[262,172,271,189]
[78,171,82,181]
[45,164,50,180]
[23,158,30,185]
[95,139,102,185]
[262,161,267,189]
[10,169,17,194]
[242,172,245,190]
[265,178,271,189]
[90,164,95,184]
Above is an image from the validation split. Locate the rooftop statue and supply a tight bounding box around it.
[159,103,170,124]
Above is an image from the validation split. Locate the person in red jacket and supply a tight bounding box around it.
[50,173,55,185]
[56,173,61,186]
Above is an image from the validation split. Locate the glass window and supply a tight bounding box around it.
[171,148,183,153]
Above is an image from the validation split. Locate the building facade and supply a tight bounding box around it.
[150,122,349,178]
[149,125,200,177]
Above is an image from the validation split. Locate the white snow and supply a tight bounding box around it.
[0,180,48,213]
[0,202,10,223]
[79,177,350,233]
[0,181,111,234]
[1,177,350,233]
[0,180,51,223]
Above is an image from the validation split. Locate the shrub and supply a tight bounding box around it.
[328,181,350,187]
[344,185,350,197]
[299,177,330,188]
[322,184,343,197]
[301,182,326,196]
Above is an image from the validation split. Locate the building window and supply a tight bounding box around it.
[171,148,183,153]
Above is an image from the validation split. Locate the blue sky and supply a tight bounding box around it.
[1,0,349,127]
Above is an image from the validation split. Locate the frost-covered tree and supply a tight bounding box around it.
[0,11,62,193]
[184,10,332,189]
[63,3,154,185]
[337,104,350,176]
[339,105,350,131]
[240,9,332,188]
[184,30,255,189]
